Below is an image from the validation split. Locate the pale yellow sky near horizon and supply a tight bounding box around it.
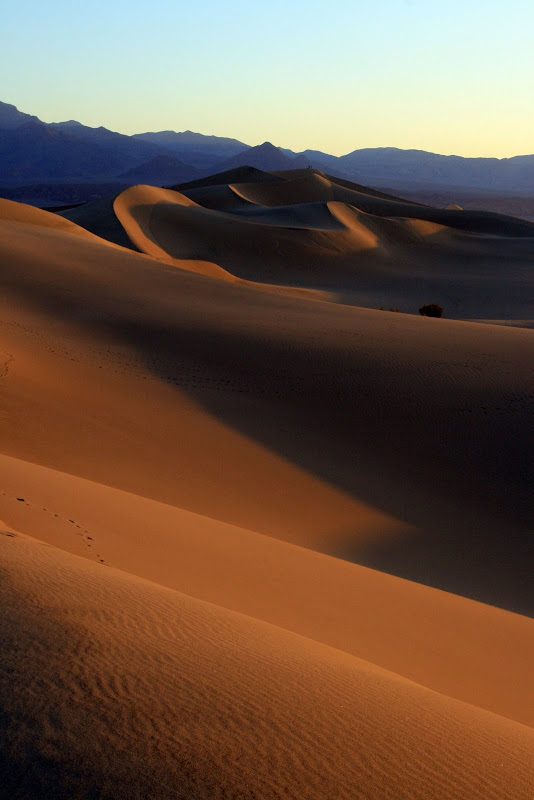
[3,0,534,159]
[15,93,531,160]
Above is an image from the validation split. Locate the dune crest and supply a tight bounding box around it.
[113,184,236,280]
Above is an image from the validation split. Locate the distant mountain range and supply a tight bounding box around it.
[131,130,249,170]
[1,100,533,206]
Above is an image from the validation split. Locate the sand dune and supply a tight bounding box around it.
[1,177,533,797]
[0,195,111,241]
[2,531,534,800]
[1,202,533,606]
[113,184,236,280]
[57,191,138,250]
[175,164,283,190]
[229,171,409,210]
[229,171,534,234]
[60,170,534,320]
[1,452,533,729]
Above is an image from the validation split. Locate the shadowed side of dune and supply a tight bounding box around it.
[0,197,112,242]
[60,192,139,251]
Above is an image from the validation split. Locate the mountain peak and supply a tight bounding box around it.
[216,141,310,173]
[0,100,40,129]
[253,141,280,152]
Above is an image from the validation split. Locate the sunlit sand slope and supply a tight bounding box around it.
[2,531,533,800]
[1,452,533,728]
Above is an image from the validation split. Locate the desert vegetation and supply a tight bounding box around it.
[419,303,443,317]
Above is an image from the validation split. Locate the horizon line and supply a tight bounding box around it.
[3,99,534,162]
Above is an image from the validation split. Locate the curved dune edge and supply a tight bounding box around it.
[228,171,402,209]
[230,170,534,236]
[113,184,235,280]
[113,183,380,270]
[113,185,332,300]
[2,529,533,800]
[117,181,458,268]
[1,452,533,729]
[403,217,448,237]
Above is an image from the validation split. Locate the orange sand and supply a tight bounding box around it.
[1,178,533,797]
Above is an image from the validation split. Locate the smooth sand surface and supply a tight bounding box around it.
[1,189,533,797]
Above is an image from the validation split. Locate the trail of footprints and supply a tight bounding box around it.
[0,350,14,380]
[0,490,107,565]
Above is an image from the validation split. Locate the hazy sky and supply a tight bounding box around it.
[3,0,533,156]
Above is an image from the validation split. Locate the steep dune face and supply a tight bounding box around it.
[60,192,138,250]
[112,185,336,294]
[1,193,534,798]
[113,184,233,279]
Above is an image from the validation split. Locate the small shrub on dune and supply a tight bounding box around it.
[419,303,443,318]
